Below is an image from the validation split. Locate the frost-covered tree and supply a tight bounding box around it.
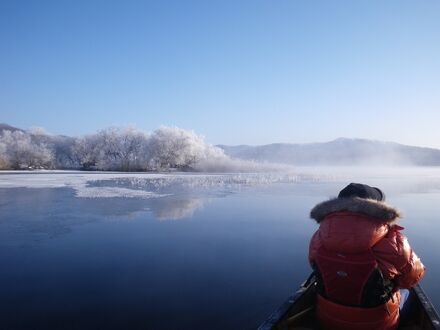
[0,130,54,169]
[26,128,77,169]
[116,127,149,171]
[72,134,101,169]
[72,127,149,171]
[0,125,235,172]
[0,139,9,169]
[146,126,227,171]
[94,127,149,171]
[71,126,228,171]
[50,136,77,169]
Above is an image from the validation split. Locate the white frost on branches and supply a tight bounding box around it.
[71,126,230,172]
[0,130,54,169]
[0,125,278,172]
[146,126,227,171]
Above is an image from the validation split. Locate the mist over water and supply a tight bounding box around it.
[0,167,439,329]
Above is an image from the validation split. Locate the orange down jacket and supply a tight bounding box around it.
[309,197,425,329]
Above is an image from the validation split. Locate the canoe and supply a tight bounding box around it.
[258,273,440,330]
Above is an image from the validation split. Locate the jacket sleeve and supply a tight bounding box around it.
[309,230,322,267]
[372,225,425,289]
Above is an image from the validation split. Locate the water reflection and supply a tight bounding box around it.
[0,170,439,330]
[148,196,205,220]
[0,187,214,243]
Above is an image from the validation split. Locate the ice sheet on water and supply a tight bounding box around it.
[75,186,169,199]
[87,173,316,192]
[0,172,170,198]
[4,167,440,199]
[0,171,321,198]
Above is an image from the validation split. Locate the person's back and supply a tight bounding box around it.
[309,183,425,330]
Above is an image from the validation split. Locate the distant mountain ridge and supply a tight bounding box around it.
[218,138,440,166]
[0,123,24,133]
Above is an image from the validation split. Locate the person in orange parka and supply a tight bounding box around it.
[309,183,425,330]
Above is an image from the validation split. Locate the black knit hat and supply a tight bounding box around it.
[338,183,385,201]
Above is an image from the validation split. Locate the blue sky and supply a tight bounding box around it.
[1,0,440,147]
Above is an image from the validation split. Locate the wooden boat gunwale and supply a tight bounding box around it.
[412,284,440,329]
[257,273,317,330]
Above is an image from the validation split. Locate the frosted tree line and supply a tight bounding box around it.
[0,126,229,171]
[0,130,54,170]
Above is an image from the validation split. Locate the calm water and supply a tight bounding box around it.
[0,169,439,329]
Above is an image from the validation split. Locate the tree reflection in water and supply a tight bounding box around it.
[148,196,205,220]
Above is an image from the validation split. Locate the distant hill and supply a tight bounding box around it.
[0,123,24,133]
[218,138,440,166]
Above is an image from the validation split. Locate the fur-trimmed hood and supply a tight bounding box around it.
[310,197,401,223]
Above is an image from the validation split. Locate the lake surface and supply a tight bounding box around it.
[0,168,439,329]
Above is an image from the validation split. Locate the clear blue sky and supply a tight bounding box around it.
[1,0,440,147]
